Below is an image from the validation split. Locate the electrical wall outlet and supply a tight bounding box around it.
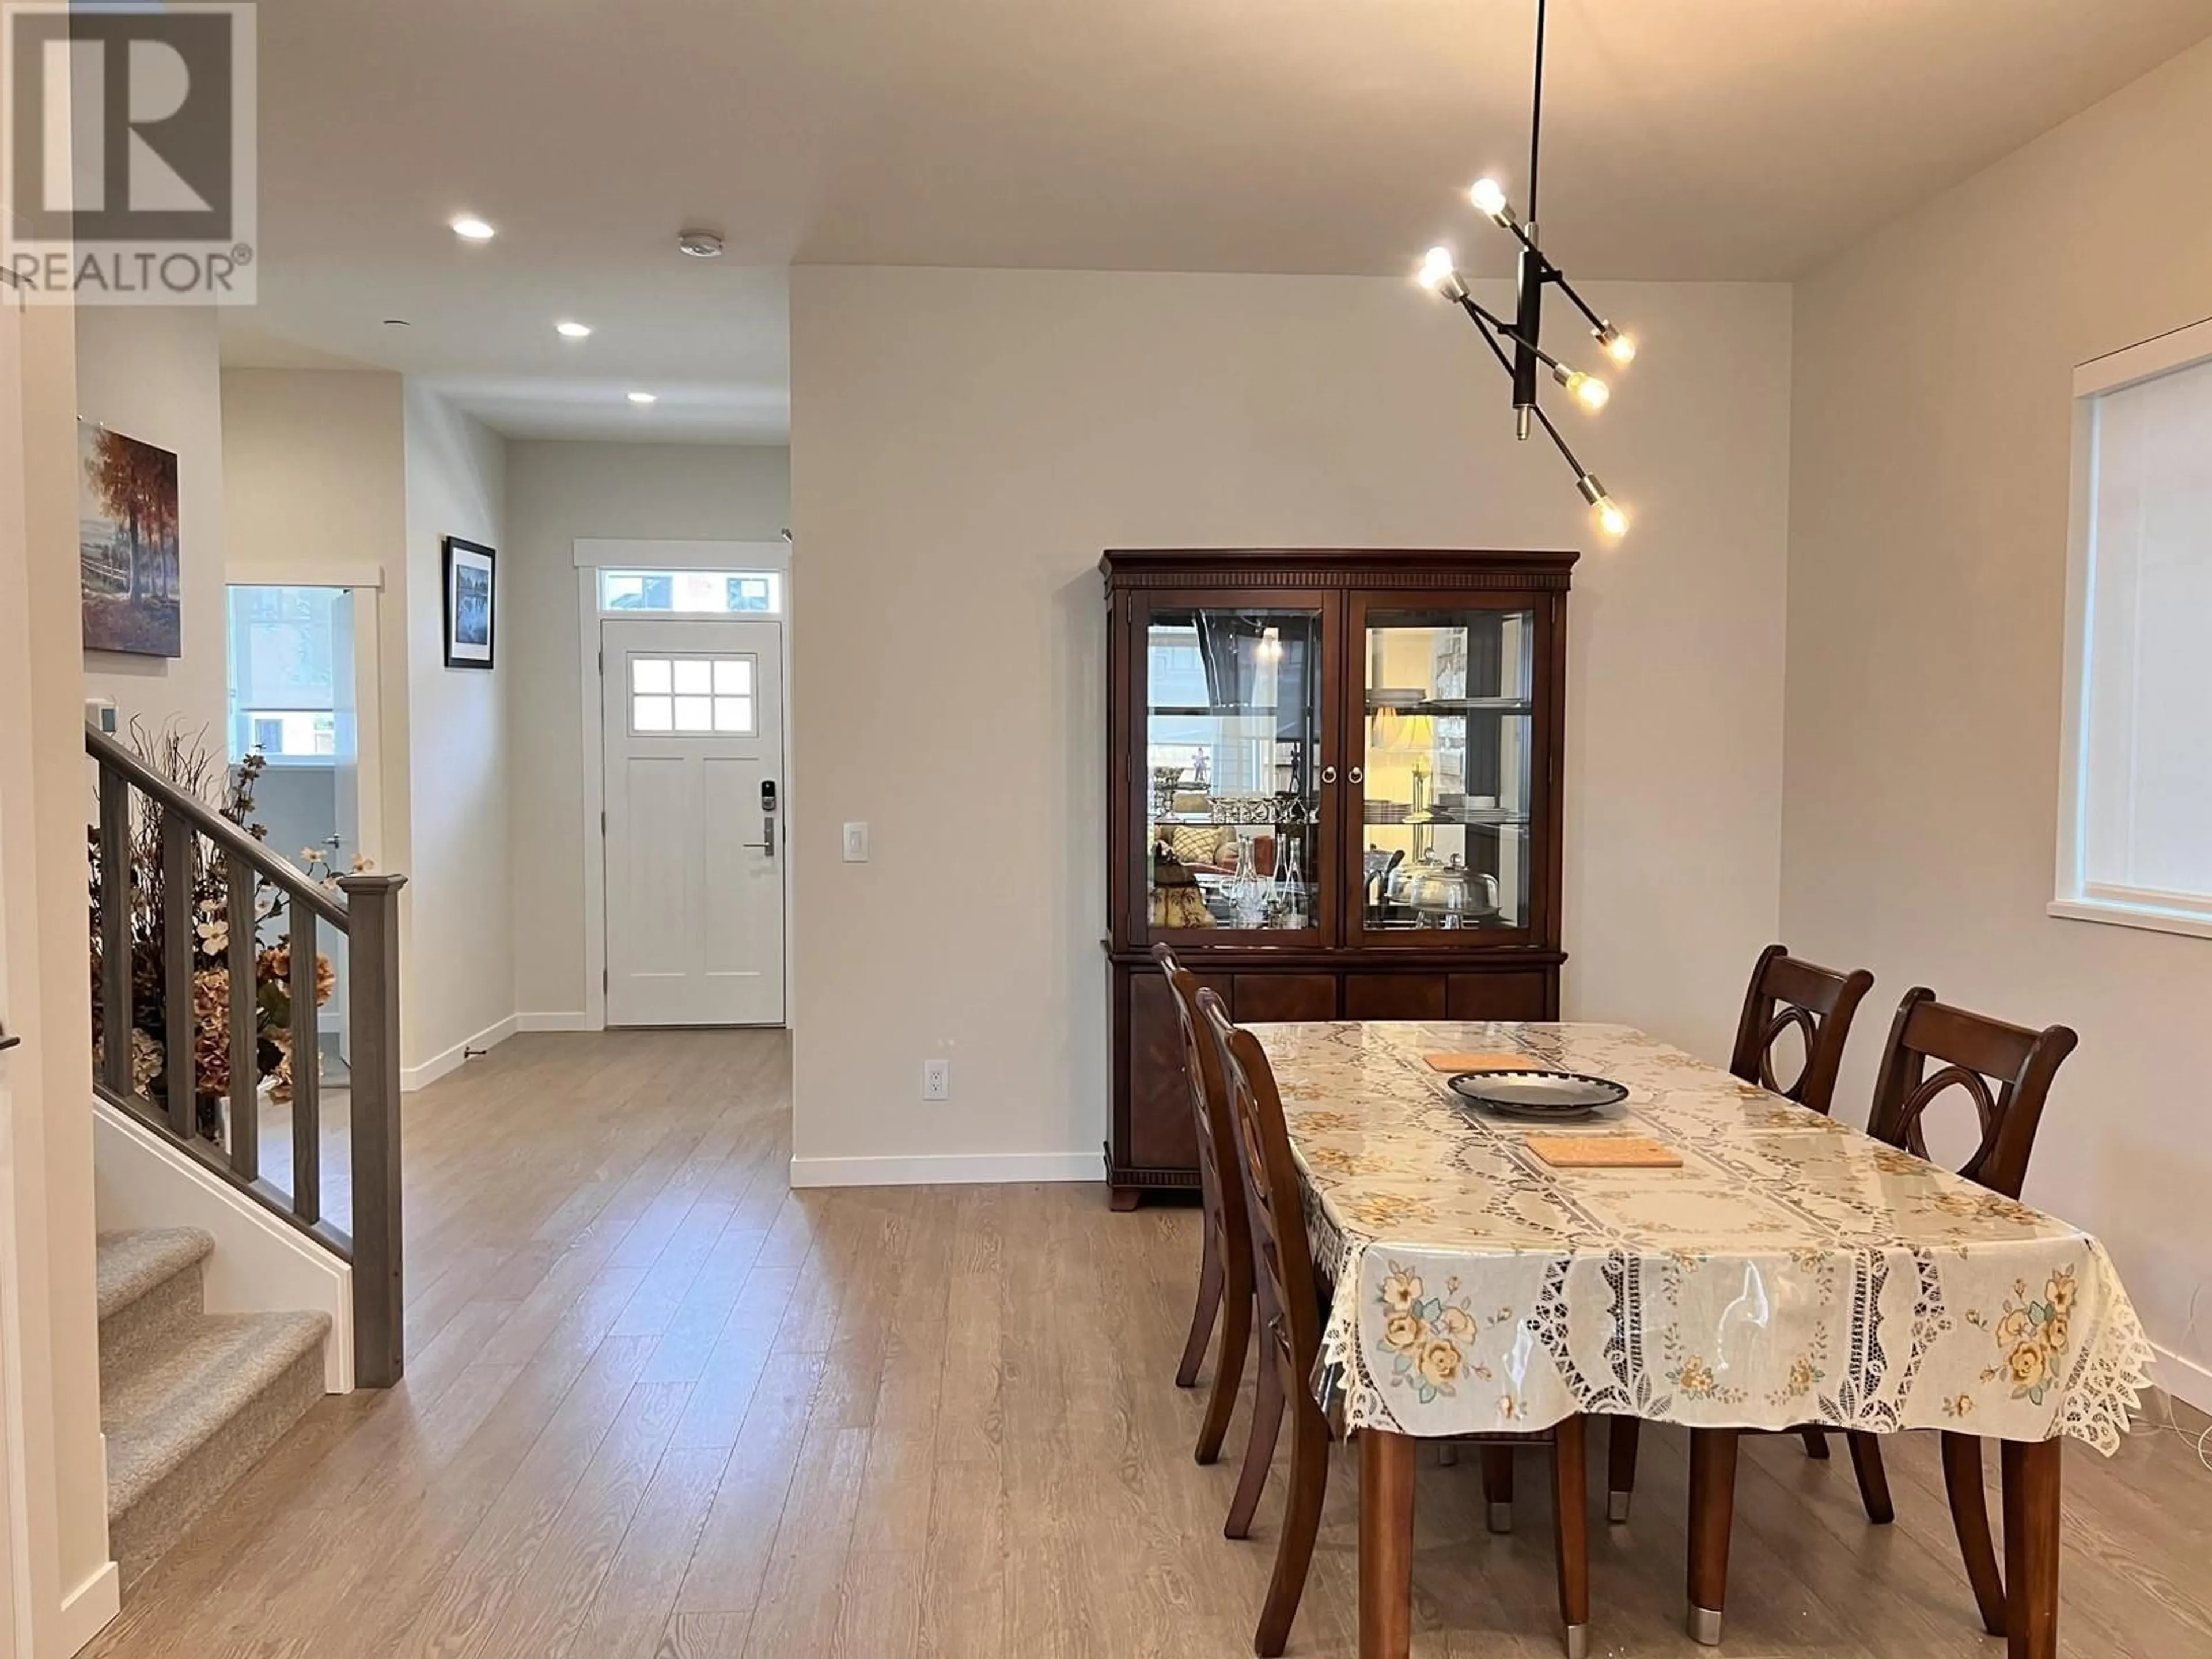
[921,1059,950,1101]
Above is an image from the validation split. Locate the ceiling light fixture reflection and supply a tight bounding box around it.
[450,215,495,241]
[555,320,592,339]
[627,391,657,405]
[1412,0,1641,541]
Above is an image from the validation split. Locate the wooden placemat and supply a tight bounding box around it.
[1425,1051,1543,1073]
[1525,1135,1683,1169]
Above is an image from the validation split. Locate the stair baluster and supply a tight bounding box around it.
[86,722,409,1388]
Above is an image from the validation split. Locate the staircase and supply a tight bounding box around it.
[98,1228,328,1589]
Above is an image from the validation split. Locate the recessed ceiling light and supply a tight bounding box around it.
[555,320,592,339]
[627,391,657,405]
[382,318,411,328]
[450,215,495,241]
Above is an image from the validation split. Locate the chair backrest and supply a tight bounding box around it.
[1866,988,2078,1199]
[1729,942,1876,1115]
[1153,944,1247,1250]
[1198,989,1323,1371]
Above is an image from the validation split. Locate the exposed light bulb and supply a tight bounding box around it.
[1596,324,1637,366]
[1576,473,1628,539]
[450,215,495,241]
[1552,363,1610,411]
[1416,246,1457,291]
[555,320,592,339]
[1468,177,1510,220]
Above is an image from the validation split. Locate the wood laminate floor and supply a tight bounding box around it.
[84,1030,2212,1658]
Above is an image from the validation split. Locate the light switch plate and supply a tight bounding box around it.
[842,822,869,862]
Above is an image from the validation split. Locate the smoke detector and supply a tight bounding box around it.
[676,228,725,259]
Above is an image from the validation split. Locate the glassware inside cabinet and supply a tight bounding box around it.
[1361,607,1536,933]
[1145,605,1323,934]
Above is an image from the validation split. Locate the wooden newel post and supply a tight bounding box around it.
[339,873,407,1387]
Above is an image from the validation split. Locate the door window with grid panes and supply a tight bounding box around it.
[627,653,757,736]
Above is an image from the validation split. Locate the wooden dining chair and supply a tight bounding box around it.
[1607,944,1876,1523]
[1728,942,1876,1115]
[1198,990,1592,1659]
[1677,987,2079,1648]
[1855,986,2079,1636]
[1153,944,1254,1468]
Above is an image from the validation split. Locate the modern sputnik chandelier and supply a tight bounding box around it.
[1416,0,1636,539]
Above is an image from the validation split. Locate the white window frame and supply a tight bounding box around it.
[2052,315,2212,940]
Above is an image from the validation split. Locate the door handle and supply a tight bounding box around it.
[0,1021,19,1054]
[742,815,777,857]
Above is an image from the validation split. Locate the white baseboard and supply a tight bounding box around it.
[56,1556,119,1654]
[516,1010,595,1033]
[93,1101,354,1392]
[401,1013,518,1092]
[2153,1340,2212,1416]
[789,1151,1098,1189]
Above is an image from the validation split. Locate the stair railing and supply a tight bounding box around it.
[86,723,407,1387]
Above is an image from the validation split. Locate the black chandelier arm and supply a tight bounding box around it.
[1527,0,1547,223]
[1525,396,1591,482]
[1456,297,1520,380]
[1461,298,1566,373]
[1546,268,1609,335]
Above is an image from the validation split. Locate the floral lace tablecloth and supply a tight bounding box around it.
[1253,1021,2154,1453]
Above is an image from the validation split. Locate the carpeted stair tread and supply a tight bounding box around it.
[102,1309,331,1520]
[96,1229,213,1321]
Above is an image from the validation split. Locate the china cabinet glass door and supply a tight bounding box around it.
[1139,594,1336,942]
[1348,594,1548,943]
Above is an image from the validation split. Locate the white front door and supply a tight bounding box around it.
[600,616,786,1027]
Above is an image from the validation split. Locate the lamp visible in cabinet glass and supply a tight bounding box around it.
[1357,604,1539,937]
[1142,604,1325,939]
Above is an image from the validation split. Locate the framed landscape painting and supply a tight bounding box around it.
[79,423,182,657]
[442,537,497,668]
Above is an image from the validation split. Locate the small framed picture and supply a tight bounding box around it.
[442,537,496,668]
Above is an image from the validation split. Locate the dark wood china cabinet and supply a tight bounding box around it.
[1102,548,1575,1208]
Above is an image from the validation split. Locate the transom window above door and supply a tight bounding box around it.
[628,653,757,736]
[599,570,782,615]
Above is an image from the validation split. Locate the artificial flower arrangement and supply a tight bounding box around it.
[89,721,360,1142]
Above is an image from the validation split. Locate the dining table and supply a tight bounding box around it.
[1251,1020,2155,1659]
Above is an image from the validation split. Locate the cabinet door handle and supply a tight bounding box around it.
[1321,766,1338,785]
[1349,767,1364,785]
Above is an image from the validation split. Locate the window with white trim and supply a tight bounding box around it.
[599,569,781,615]
[2058,328,2212,934]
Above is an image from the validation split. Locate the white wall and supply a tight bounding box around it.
[400,387,512,1080]
[76,307,226,738]
[1,286,119,1647]
[221,369,411,876]
[504,441,791,1020]
[1785,36,2212,1406]
[789,267,1793,1176]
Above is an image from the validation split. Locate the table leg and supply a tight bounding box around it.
[2001,1438,2061,1659]
[1360,1429,1418,1659]
[1685,1427,1738,1646]
[1551,1416,1590,1659]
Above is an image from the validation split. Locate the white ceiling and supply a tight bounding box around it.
[224,0,2212,441]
